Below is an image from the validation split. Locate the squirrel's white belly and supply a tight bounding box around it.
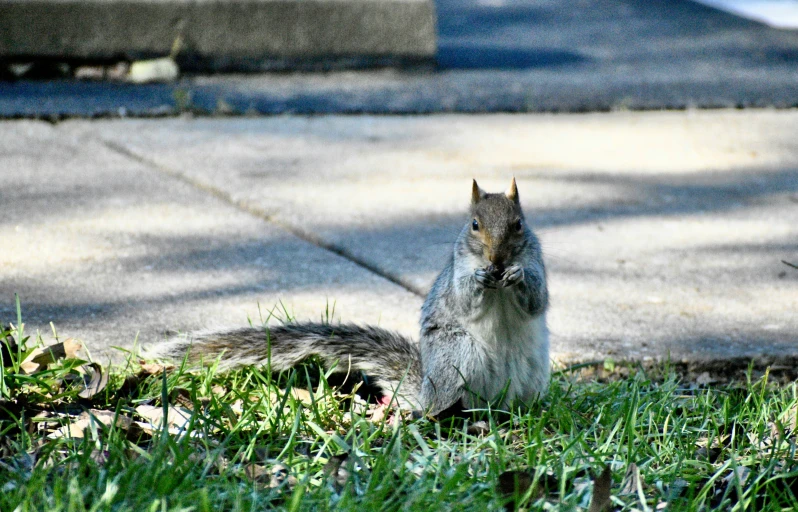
[464,291,550,407]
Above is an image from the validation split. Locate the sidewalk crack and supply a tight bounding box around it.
[100,138,425,298]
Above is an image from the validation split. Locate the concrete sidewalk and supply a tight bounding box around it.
[2,110,797,369]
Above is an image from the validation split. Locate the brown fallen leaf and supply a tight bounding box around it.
[139,361,175,375]
[367,404,390,424]
[78,363,109,399]
[694,372,715,386]
[170,388,194,410]
[723,467,751,488]
[467,420,491,436]
[619,462,641,495]
[122,421,151,444]
[772,403,798,441]
[116,373,144,398]
[270,462,297,488]
[286,388,313,405]
[49,410,133,439]
[21,338,82,373]
[135,404,192,432]
[89,449,110,466]
[588,466,612,512]
[185,452,228,474]
[245,463,269,483]
[244,462,296,489]
[323,453,351,489]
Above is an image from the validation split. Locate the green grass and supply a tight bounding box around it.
[2,315,798,510]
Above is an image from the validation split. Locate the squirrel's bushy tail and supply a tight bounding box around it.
[148,323,423,409]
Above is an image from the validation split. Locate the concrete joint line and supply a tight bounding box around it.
[98,138,425,298]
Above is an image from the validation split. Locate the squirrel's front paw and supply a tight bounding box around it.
[500,264,524,287]
[474,268,499,289]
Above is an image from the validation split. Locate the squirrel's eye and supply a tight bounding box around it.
[515,220,523,231]
[472,219,479,231]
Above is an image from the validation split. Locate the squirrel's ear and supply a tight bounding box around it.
[505,177,519,204]
[472,179,487,204]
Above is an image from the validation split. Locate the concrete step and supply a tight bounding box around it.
[0,0,436,71]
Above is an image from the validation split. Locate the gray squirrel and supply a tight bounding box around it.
[150,179,550,416]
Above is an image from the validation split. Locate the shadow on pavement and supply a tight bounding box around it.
[3,163,795,345]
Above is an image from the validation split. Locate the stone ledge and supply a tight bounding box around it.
[0,0,436,70]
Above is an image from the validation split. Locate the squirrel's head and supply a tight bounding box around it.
[467,178,527,273]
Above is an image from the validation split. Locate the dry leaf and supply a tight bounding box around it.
[263,388,316,406]
[124,422,154,444]
[287,388,313,405]
[170,388,194,410]
[78,363,109,399]
[467,420,491,436]
[230,399,244,416]
[135,405,192,432]
[247,462,298,489]
[244,463,269,483]
[89,449,110,466]
[368,404,390,424]
[723,467,751,487]
[131,421,189,438]
[272,463,297,488]
[188,452,228,474]
[139,361,174,375]
[771,403,798,441]
[116,374,144,398]
[21,339,82,373]
[695,372,715,386]
[323,454,351,489]
[588,466,612,512]
[619,462,641,495]
[49,410,133,439]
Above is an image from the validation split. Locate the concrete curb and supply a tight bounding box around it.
[0,0,436,70]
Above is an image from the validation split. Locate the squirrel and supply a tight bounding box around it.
[149,178,549,416]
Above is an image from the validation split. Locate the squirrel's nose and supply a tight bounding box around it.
[488,253,506,273]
